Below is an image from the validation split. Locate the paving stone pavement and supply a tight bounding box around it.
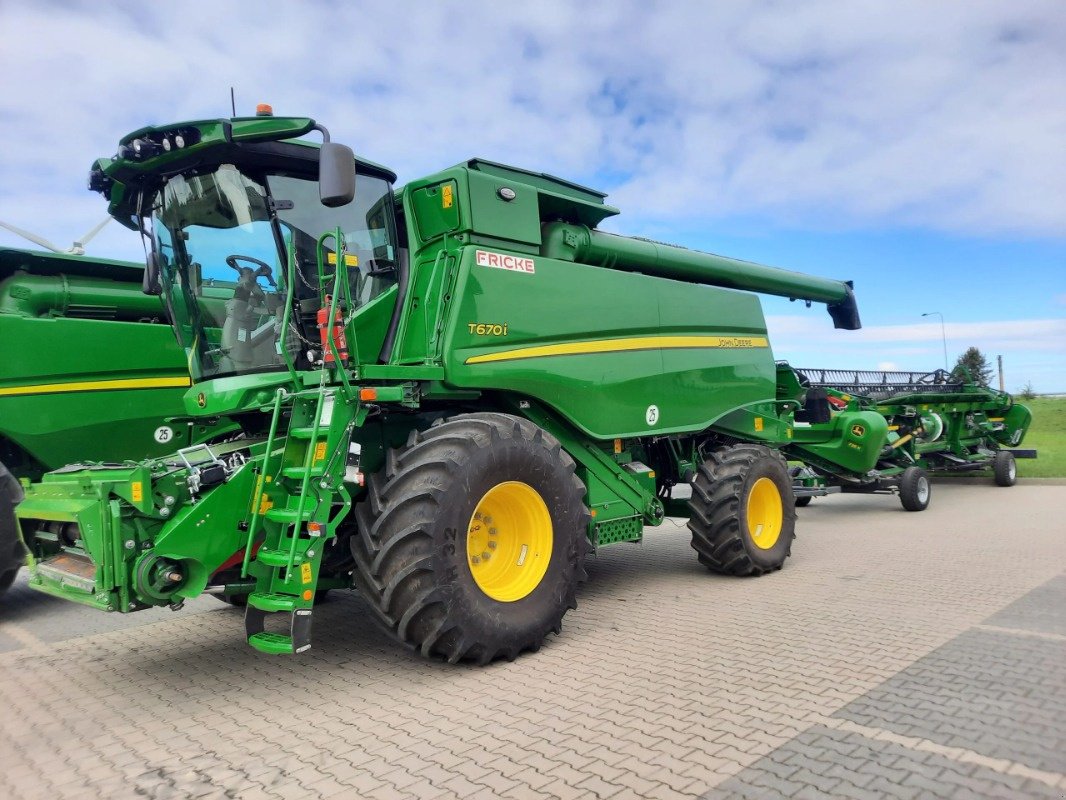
[1,482,1064,800]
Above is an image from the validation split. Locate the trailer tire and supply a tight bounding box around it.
[688,445,796,576]
[993,451,1017,487]
[0,460,26,596]
[899,466,931,511]
[350,413,591,664]
[795,496,813,508]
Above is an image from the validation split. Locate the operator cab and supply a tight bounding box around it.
[142,141,400,381]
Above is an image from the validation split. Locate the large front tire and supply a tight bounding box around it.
[688,445,796,576]
[350,413,590,664]
[0,461,26,596]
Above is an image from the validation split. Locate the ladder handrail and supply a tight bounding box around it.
[242,387,287,577]
[315,228,356,401]
[285,378,329,573]
[278,234,301,386]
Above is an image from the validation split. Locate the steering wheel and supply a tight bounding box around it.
[225,255,277,288]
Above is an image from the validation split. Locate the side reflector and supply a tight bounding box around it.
[302,590,313,601]
[359,388,378,401]
[613,439,622,454]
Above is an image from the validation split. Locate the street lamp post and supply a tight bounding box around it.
[922,312,948,371]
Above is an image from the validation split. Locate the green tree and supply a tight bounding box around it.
[953,346,993,386]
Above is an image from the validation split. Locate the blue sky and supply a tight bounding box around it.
[1,0,1063,391]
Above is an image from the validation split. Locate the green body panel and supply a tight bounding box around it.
[788,410,889,474]
[440,247,775,438]
[0,248,230,479]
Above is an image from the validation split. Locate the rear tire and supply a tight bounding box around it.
[993,451,1017,487]
[0,460,26,596]
[899,466,931,511]
[350,413,591,663]
[795,496,813,508]
[688,445,796,576]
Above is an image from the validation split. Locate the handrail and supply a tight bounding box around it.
[286,376,328,572]
[315,228,356,400]
[277,235,300,386]
[241,387,286,577]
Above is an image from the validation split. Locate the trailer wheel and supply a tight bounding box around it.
[993,451,1017,487]
[350,413,590,664]
[688,445,796,576]
[899,466,931,511]
[795,496,813,508]
[0,460,26,595]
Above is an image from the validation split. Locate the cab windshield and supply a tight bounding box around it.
[151,162,397,380]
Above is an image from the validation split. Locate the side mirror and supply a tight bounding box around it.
[319,142,356,207]
[143,251,162,295]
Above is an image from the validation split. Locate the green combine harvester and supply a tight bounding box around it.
[783,366,1034,511]
[0,247,233,594]
[18,109,897,662]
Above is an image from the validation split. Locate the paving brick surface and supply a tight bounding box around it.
[835,627,1066,773]
[1,482,1064,799]
[702,726,1065,800]
[982,573,1066,636]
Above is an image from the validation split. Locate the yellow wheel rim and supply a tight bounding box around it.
[746,477,783,550]
[466,481,553,602]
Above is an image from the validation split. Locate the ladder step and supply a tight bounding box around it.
[288,427,321,439]
[265,506,314,524]
[247,592,302,613]
[254,547,305,568]
[245,606,314,654]
[248,632,297,655]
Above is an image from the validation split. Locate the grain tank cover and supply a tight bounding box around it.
[466,159,619,228]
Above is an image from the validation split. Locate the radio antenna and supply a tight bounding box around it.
[230,87,236,116]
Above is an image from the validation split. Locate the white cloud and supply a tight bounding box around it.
[0,0,1064,255]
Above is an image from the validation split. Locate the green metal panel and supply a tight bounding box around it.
[466,170,543,247]
[0,255,225,475]
[441,246,776,439]
[788,410,889,474]
[411,181,460,241]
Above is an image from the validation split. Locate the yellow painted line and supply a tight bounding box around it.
[465,335,769,365]
[0,376,191,398]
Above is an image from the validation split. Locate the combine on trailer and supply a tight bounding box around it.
[784,367,1034,511]
[0,247,232,594]
[18,109,874,662]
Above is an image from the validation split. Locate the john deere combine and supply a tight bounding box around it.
[0,247,233,594]
[783,367,1033,511]
[17,110,886,662]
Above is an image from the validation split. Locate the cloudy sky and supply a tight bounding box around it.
[1,0,1063,390]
